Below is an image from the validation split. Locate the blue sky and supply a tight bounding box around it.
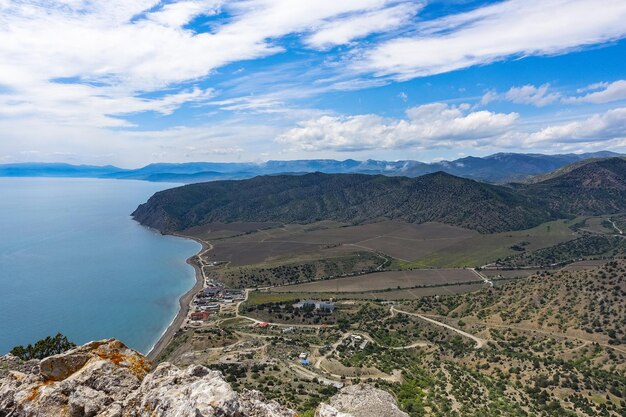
[0,0,625,167]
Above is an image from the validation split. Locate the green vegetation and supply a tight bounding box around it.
[133,171,557,234]
[521,157,626,215]
[497,234,626,268]
[10,333,76,360]
[135,158,626,237]
[217,251,386,287]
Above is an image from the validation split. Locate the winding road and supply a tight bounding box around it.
[390,306,486,349]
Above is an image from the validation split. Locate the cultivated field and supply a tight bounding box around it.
[345,283,486,300]
[200,221,481,267]
[395,219,579,268]
[262,221,478,261]
[184,221,283,240]
[204,241,327,266]
[270,268,480,293]
[560,259,609,271]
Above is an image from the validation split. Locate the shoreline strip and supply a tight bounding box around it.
[146,235,206,361]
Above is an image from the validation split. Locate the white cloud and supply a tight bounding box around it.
[0,84,214,128]
[504,84,560,107]
[0,116,283,166]
[305,3,421,50]
[0,0,406,128]
[354,0,626,80]
[148,0,221,27]
[563,80,626,104]
[527,107,626,145]
[278,103,626,154]
[480,90,499,106]
[277,103,519,151]
[482,84,560,107]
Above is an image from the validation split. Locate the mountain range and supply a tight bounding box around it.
[1,151,622,184]
[132,157,626,235]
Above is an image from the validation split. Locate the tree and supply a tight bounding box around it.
[10,333,76,360]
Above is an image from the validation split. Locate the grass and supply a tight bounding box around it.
[389,219,579,268]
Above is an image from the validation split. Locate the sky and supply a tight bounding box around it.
[0,0,626,167]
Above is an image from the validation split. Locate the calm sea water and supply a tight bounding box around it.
[0,178,200,355]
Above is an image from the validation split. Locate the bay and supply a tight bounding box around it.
[0,177,199,354]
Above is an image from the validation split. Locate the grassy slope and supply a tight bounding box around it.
[391,219,578,268]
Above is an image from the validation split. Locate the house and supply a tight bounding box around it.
[190,311,210,321]
[203,287,221,298]
[257,322,269,328]
[298,352,308,359]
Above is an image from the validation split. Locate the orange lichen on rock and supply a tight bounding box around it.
[93,339,151,379]
[25,385,40,402]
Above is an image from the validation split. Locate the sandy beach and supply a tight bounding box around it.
[146,236,207,361]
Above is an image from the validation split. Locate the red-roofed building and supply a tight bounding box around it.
[190,311,210,321]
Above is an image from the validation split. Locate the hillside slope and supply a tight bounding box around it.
[417,260,626,346]
[132,172,554,234]
[523,157,626,214]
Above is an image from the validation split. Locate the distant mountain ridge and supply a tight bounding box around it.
[1,151,622,184]
[132,158,626,235]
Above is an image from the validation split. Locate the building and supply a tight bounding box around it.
[203,287,221,298]
[298,352,308,359]
[190,311,210,321]
[292,299,335,313]
[257,322,269,328]
[300,359,311,366]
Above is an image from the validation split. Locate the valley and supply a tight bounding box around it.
[141,158,626,416]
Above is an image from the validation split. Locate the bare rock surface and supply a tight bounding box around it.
[315,384,409,417]
[1,339,404,417]
[0,339,296,417]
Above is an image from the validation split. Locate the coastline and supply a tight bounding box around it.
[146,234,207,362]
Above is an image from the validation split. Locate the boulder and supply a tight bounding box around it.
[315,384,409,417]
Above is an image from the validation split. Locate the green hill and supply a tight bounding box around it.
[132,171,554,234]
[132,158,626,235]
[523,157,626,215]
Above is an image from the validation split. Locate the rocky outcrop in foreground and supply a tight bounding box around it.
[315,384,409,417]
[0,339,406,417]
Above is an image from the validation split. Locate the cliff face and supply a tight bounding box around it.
[0,339,406,417]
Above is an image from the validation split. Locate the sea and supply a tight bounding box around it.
[0,177,200,355]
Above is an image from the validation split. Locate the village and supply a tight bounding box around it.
[187,280,246,324]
